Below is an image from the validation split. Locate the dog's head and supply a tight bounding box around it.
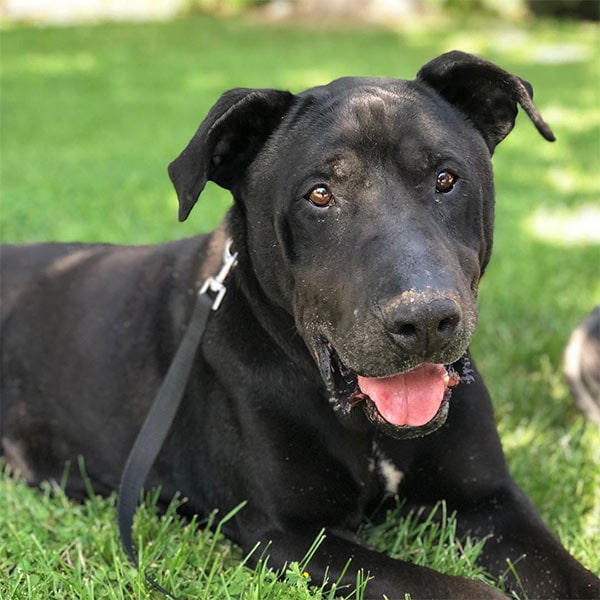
[169,51,554,439]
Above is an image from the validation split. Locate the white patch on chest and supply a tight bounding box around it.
[372,441,404,495]
[378,456,404,495]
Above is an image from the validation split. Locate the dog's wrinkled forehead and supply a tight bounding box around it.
[296,79,406,129]
[303,81,400,121]
[289,78,469,155]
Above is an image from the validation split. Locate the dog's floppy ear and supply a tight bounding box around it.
[169,88,294,221]
[417,50,555,152]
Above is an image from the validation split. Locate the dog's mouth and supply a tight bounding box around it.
[317,340,472,439]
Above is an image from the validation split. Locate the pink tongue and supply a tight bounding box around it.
[357,364,449,427]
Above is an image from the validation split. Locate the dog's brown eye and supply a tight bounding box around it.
[436,171,457,193]
[306,185,334,207]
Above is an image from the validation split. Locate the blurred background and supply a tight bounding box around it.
[1,0,599,587]
[2,0,599,25]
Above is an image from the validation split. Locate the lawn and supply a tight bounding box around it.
[1,12,599,599]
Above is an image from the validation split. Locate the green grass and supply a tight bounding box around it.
[1,12,599,599]
[1,461,493,599]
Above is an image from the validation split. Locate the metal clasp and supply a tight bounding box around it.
[199,238,238,310]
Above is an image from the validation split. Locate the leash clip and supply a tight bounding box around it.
[199,238,238,311]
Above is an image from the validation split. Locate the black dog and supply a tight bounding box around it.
[1,51,598,599]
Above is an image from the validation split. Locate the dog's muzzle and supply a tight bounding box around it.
[316,339,474,439]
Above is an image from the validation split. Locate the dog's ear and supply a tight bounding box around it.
[169,88,294,221]
[417,50,555,152]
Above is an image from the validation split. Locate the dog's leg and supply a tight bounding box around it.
[243,527,505,599]
[453,482,599,599]
[389,361,599,599]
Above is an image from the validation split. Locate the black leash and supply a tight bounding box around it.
[117,240,238,599]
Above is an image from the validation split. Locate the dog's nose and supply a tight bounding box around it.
[384,295,462,356]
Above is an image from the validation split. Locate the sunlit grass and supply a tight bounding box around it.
[2,51,97,75]
[525,204,600,245]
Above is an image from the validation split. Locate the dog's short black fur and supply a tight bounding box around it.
[1,52,598,599]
